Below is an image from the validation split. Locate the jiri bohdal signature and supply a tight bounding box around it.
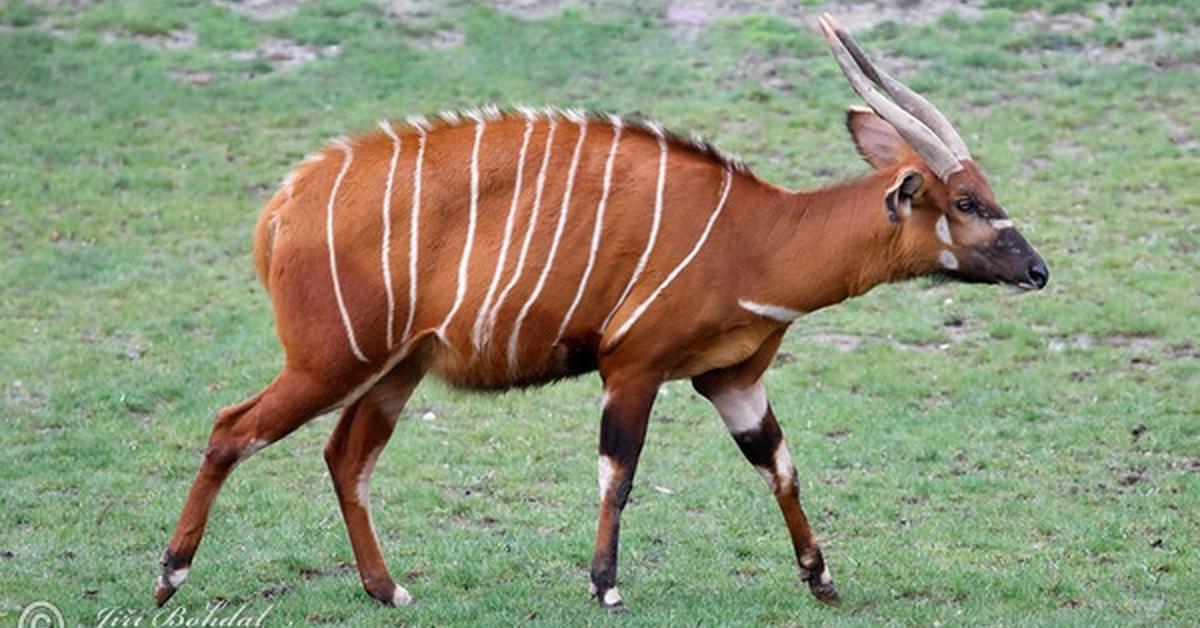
[95,601,274,627]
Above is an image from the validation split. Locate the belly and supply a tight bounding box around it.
[429,334,601,391]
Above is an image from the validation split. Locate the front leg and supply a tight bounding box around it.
[588,369,662,611]
[692,333,841,605]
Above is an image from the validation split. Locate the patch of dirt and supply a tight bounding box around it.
[664,0,986,37]
[1013,7,1097,34]
[407,28,465,51]
[1009,5,1198,67]
[123,29,199,51]
[297,562,354,581]
[228,37,341,72]
[494,0,579,21]
[4,380,46,415]
[896,340,952,354]
[216,0,315,21]
[1117,466,1150,487]
[492,0,645,21]
[1083,30,1197,67]
[374,0,445,21]
[1161,114,1198,152]
[1047,333,1157,353]
[367,1,1193,68]
[943,313,978,343]
[799,333,863,352]
[821,474,845,485]
[374,1,469,50]
[377,0,986,42]
[1169,342,1197,359]
[259,582,293,598]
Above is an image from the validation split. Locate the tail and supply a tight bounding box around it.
[252,189,288,291]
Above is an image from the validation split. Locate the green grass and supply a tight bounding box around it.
[2,1,1197,625]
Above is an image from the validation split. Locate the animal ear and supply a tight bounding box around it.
[846,106,915,169]
[883,169,923,223]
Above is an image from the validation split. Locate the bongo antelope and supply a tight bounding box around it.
[155,14,1048,611]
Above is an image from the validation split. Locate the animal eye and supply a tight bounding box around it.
[955,197,976,214]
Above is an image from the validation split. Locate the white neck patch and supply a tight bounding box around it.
[738,299,804,322]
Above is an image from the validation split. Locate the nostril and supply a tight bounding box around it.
[1027,261,1049,289]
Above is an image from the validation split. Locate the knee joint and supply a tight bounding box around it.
[202,443,241,470]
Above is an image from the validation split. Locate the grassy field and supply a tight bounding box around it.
[1,0,1198,625]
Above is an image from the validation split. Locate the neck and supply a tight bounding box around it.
[740,169,909,315]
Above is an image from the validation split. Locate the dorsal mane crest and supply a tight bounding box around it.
[361,105,752,176]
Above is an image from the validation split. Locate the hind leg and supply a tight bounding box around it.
[324,354,427,606]
[154,366,358,606]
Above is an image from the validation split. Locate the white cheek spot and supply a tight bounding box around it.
[588,581,598,596]
[990,218,1014,230]
[819,565,833,585]
[603,587,622,606]
[166,567,189,588]
[710,380,767,435]
[598,455,616,498]
[355,447,383,505]
[392,586,413,606]
[939,250,959,270]
[935,214,953,245]
[738,299,804,322]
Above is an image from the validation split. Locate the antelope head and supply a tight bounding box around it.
[819,14,1049,291]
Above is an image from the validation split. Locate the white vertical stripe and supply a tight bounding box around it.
[401,123,428,344]
[379,120,401,349]
[508,119,588,372]
[473,112,536,350]
[326,142,369,363]
[556,119,622,342]
[612,168,733,342]
[437,114,486,337]
[738,299,804,322]
[601,134,669,333]
[485,112,558,350]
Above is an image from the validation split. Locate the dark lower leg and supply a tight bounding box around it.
[731,409,839,605]
[589,370,661,611]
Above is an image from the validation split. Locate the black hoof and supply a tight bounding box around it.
[153,579,177,607]
[154,549,189,607]
[809,581,841,606]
